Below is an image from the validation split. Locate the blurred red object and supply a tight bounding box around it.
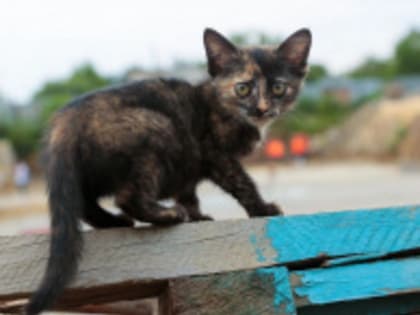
[290,133,309,157]
[264,139,286,159]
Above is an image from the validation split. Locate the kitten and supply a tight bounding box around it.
[26,28,311,315]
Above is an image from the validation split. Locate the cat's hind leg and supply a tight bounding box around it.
[83,199,134,228]
[116,185,188,225]
[177,188,213,221]
[115,160,188,225]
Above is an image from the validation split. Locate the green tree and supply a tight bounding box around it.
[4,119,41,158]
[349,57,395,79]
[2,64,111,158]
[395,30,420,75]
[34,63,111,122]
[270,97,353,138]
[307,64,328,82]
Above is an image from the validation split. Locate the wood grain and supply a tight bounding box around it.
[0,205,419,313]
[0,218,275,298]
[169,267,295,315]
[291,257,420,306]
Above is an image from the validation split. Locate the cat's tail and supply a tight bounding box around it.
[26,148,83,315]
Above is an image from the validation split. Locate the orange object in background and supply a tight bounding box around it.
[265,139,286,159]
[290,133,309,157]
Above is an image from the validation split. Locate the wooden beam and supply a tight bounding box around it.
[168,267,295,315]
[0,281,166,313]
[167,257,420,315]
[0,205,419,301]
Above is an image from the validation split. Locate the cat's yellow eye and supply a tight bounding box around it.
[235,83,251,97]
[272,82,286,96]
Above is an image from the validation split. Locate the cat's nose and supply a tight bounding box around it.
[257,100,270,114]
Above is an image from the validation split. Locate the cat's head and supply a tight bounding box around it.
[204,28,311,126]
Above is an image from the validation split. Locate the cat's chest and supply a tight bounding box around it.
[209,115,261,156]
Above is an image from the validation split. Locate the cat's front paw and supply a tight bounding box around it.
[261,203,284,217]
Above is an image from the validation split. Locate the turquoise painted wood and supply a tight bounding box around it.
[292,257,420,305]
[249,205,420,315]
[257,267,296,314]
[0,204,418,314]
[251,205,420,265]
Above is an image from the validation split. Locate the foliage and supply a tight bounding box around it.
[307,64,329,82]
[34,63,111,123]
[0,123,7,138]
[349,57,395,79]
[395,30,420,75]
[2,119,42,158]
[349,29,420,79]
[2,64,111,158]
[270,97,354,138]
[388,125,408,154]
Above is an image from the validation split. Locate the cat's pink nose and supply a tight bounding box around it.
[257,101,269,113]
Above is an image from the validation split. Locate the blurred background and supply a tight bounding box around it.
[1,0,420,235]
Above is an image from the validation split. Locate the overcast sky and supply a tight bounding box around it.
[1,0,419,103]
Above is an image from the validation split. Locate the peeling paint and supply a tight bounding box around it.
[249,234,267,262]
[293,257,420,305]
[263,206,420,264]
[257,267,296,314]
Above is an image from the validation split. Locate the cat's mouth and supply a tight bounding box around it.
[240,105,278,123]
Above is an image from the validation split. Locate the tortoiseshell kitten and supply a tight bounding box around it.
[27,28,311,315]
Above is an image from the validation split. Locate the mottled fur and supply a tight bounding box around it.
[26,28,311,315]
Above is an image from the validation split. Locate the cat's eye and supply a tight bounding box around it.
[272,82,287,96]
[235,82,252,97]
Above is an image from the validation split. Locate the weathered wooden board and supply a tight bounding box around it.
[169,257,420,315]
[291,256,420,306]
[0,219,274,299]
[169,267,295,315]
[258,205,420,265]
[0,205,419,300]
[0,281,166,313]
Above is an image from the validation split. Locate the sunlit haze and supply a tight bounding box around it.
[1,0,419,102]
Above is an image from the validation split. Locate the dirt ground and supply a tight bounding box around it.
[313,95,420,158]
[1,160,420,235]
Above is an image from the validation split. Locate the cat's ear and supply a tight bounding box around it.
[277,28,311,67]
[204,28,239,76]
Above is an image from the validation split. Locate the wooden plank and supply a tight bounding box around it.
[0,281,166,313]
[0,219,275,299]
[0,205,418,299]
[169,267,295,315]
[259,205,420,265]
[291,257,420,307]
[168,258,420,315]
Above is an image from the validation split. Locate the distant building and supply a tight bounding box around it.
[385,76,420,99]
[303,75,420,104]
[123,67,165,82]
[123,64,208,84]
[0,94,39,123]
[323,88,352,104]
[302,77,383,104]
[0,95,15,123]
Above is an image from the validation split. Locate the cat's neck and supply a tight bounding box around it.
[193,81,261,157]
